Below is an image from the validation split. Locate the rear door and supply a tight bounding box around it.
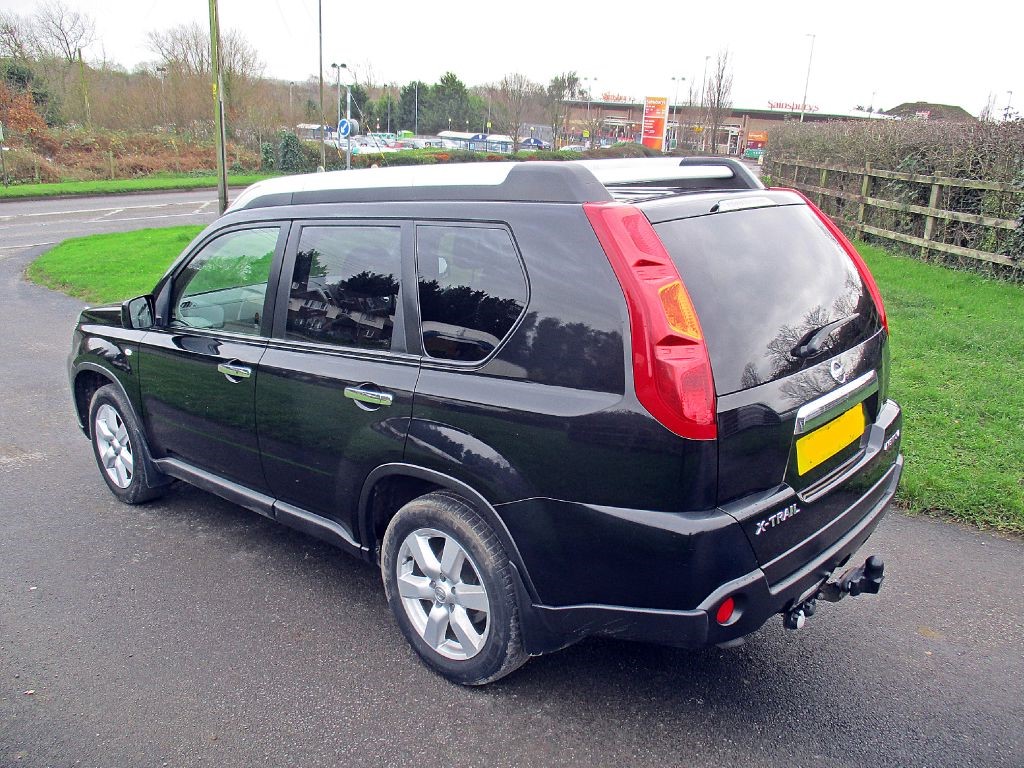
[650,198,887,559]
[256,220,418,534]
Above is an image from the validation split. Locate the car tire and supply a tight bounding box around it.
[381,491,528,685]
[88,384,168,505]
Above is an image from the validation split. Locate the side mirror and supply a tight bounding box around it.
[121,295,155,329]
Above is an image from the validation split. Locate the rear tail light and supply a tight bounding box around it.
[584,202,716,440]
[775,188,889,334]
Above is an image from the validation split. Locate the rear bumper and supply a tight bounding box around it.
[516,453,903,655]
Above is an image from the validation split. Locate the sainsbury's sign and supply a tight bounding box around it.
[767,101,819,112]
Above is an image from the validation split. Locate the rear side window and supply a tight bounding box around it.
[285,225,402,350]
[416,225,527,362]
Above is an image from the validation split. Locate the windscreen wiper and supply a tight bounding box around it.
[791,313,861,358]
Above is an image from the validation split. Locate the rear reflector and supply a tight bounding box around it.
[774,188,889,334]
[715,597,736,625]
[584,202,716,440]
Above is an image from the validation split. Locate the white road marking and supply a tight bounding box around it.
[100,212,215,224]
[0,240,56,251]
[0,199,211,221]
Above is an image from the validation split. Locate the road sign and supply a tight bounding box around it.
[338,119,352,138]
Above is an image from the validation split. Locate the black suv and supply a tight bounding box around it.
[68,158,902,685]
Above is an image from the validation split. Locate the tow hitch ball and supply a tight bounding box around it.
[783,556,885,631]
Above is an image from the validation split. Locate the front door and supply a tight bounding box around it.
[256,221,418,534]
[139,224,286,492]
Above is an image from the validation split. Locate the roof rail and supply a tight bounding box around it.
[226,156,762,212]
[580,157,763,192]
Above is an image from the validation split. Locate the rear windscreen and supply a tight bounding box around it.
[653,205,880,396]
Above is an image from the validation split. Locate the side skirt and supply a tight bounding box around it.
[153,457,367,559]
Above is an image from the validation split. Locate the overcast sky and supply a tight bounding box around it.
[6,0,1021,117]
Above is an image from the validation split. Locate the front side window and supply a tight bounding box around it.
[416,225,527,362]
[171,227,279,335]
[285,226,402,350]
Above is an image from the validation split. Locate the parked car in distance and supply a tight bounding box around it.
[558,144,586,152]
[69,158,902,685]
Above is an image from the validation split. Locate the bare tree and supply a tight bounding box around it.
[32,1,95,63]
[704,49,733,154]
[0,11,34,60]
[546,72,581,148]
[492,73,543,152]
[147,23,263,82]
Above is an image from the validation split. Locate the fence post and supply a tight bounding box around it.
[819,167,828,210]
[921,182,941,260]
[858,163,871,235]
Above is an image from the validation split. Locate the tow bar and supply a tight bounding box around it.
[783,555,885,630]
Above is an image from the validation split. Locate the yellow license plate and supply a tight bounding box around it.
[796,404,865,475]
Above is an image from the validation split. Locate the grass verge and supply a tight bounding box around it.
[26,230,1024,532]
[26,225,202,302]
[858,242,1023,532]
[0,174,275,200]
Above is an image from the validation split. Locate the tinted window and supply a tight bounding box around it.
[171,227,279,335]
[416,225,527,362]
[653,205,879,396]
[285,226,402,350]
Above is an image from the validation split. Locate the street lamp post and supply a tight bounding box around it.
[288,81,294,117]
[414,81,419,135]
[331,63,343,125]
[800,33,816,123]
[584,76,597,147]
[669,75,685,151]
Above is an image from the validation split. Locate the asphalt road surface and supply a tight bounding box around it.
[1,193,1022,768]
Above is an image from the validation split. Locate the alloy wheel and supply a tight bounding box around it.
[395,527,490,660]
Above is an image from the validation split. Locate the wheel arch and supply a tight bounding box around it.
[72,364,136,436]
[357,463,540,603]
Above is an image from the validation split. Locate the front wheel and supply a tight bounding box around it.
[88,384,167,504]
[381,492,527,685]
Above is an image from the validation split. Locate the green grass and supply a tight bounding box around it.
[26,225,202,302]
[26,230,1024,532]
[858,242,1023,532]
[0,173,276,199]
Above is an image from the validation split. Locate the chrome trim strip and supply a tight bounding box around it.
[794,370,878,434]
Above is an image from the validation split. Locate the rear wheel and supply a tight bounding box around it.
[381,491,527,685]
[89,384,167,504]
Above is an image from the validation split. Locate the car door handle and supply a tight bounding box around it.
[343,385,394,408]
[217,362,252,381]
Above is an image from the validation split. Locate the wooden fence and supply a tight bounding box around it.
[764,157,1022,269]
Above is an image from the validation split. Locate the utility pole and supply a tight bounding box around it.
[0,122,8,187]
[317,0,326,169]
[346,83,352,170]
[77,48,92,126]
[414,81,419,135]
[156,66,167,127]
[207,0,228,214]
[800,33,816,123]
